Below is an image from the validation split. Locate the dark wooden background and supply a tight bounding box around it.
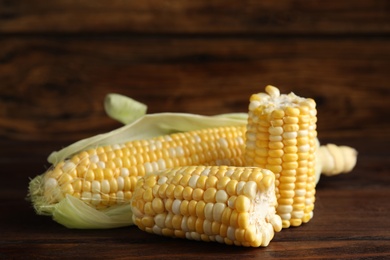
[1,1,389,259]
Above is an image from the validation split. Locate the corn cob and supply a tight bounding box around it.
[131,165,282,247]
[32,125,246,214]
[244,85,317,228]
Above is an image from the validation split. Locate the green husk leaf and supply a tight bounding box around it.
[104,93,147,125]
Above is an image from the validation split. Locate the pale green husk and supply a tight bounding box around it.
[52,195,134,229]
[104,93,147,125]
[29,94,248,229]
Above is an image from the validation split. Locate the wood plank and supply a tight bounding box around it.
[1,37,389,141]
[0,0,389,34]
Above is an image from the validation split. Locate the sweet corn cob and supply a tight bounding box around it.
[245,85,317,228]
[33,125,246,213]
[131,165,282,247]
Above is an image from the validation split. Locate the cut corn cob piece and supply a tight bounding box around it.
[318,144,358,176]
[245,85,317,228]
[131,165,282,247]
[32,125,246,214]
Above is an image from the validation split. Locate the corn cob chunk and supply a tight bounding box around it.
[37,125,246,212]
[318,144,358,176]
[245,85,317,228]
[131,165,282,247]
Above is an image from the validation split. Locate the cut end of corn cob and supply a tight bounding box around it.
[29,125,246,216]
[318,144,358,176]
[131,165,282,247]
[245,85,317,228]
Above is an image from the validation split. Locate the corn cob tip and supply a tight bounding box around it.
[28,164,135,229]
[28,174,55,215]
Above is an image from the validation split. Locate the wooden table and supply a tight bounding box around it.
[1,1,389,259]
[1,138,389,259]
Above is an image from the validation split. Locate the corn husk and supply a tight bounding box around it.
[104,93,147,125]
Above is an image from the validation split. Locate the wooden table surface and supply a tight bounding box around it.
[1,1,390,259]
[1,138,389,259]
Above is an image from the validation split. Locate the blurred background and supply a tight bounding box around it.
[0,1,389,170]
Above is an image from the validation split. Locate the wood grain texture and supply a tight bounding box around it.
[1,0,389,34]
[1,0,389,142]
[1,1,389,258]
[1,37,389,140]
